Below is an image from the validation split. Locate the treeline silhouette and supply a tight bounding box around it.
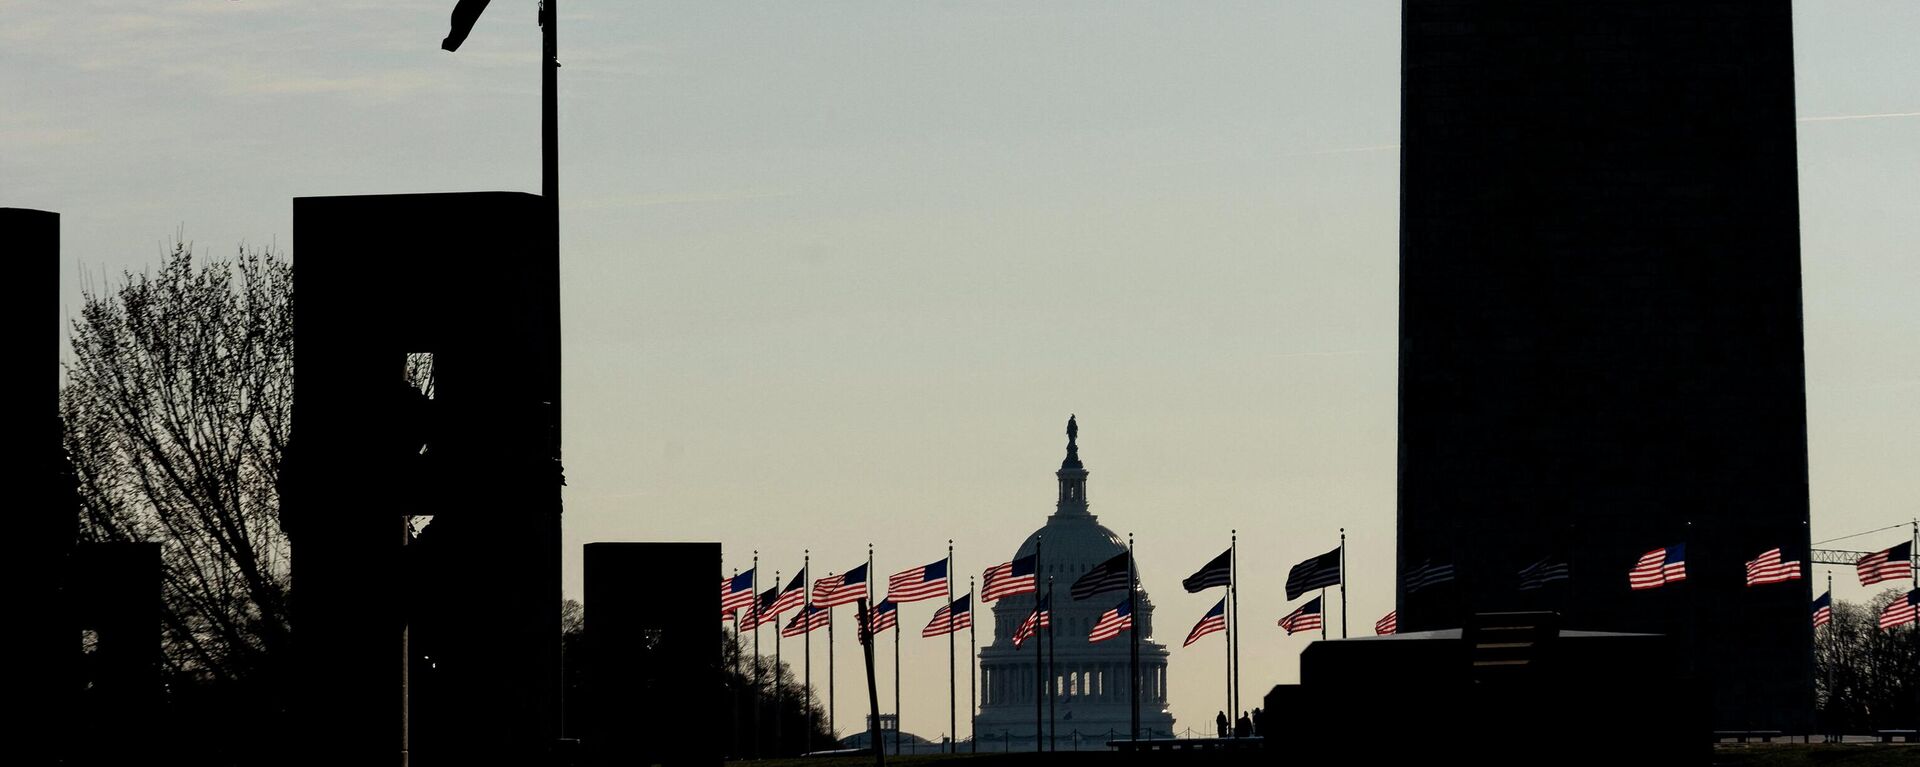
[557,600,835,756]
[1814,589,1919,732]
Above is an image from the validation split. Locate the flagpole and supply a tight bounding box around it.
[1047,576,1057,752]
[1033,588,1043,753]
[774,569,783,755]
[1319,587,1327,641]
[1230,529,1240,726]
[1339,528,1348,639]
[806,551,813,752]
[857,599,886,767]
[732,567,741,758]
[1128,533,1139,742]
[892,608,900,756]
[969,577,977,754]
[948,540,956,754]
[828,575,836,741]
[753,552,761,759]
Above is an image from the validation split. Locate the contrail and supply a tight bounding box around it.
[1796,111,1920,123]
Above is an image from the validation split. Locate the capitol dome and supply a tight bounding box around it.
[974,417,1175,743]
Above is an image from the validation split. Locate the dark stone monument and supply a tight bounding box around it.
[1277,617,1704,765]
[1396,1,1812,731]
[11,207,165,766]
[289,192,561,765]
[582,542,724,767]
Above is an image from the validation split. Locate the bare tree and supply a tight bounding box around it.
[1815,588,1919,732]
[62,240,294,699]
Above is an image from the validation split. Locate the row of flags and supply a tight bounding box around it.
[723,541,1916,640]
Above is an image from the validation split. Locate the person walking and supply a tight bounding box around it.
[1215,711,1229,739]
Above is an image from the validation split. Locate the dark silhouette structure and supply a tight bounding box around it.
[288,192,561,765]
[582,542,723,766]
[13,207,164,767]
[1396,1,1813,731]
[1273,615,1705,765]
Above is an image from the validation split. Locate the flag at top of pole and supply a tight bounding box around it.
[1285,548,1341,600]
[1182,550,1232,593]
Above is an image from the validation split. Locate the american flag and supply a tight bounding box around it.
[1744,548,1804,587]
[982,555,1037,602]
[1278,597,1323,635]
[866,599,898,636]
[781,604,831,638]
[813,564,869,607]
[1857,542,1912,586]
[1071,551,1133,600]
[922,595,972,638]
[1286,547,1342,600]
[1878,589,1918,630]
[1811,591,1832,629]
[721,569,756,614]
[1403,560,1455,594]
[1517,556,1571,591]
[1182,550,1232,593]
[1088,598,1134,643]
[769,569,809,616]
[1012,595,1051,648]
[888,558,950,603]
[1628,544,1687,590]
[1375,610,1397,635]
[748,587,780,628]
[1182,599,1226,647]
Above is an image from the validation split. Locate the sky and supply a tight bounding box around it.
[7,0,1919,742]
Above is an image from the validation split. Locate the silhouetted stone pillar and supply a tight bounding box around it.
[582,542,723,767]
[8,206,70,759]
[1397,1,1812,731]
[291,192,560,766]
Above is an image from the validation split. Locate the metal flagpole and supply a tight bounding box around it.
[753,552,761,759]
[893,607,901,756]
[774,569,783,755]
[828,577,836,741]
[1033,587,1043,753]
[1339,528,1348,638]
[731,567,741,757]
[969,577,977,754]
[1047,577,1057,752]
[948,541,956,754]
[805,552,813,752]
[1128,533,1139,742]
[1319,587,1327,641]
[1230,529,1240,725]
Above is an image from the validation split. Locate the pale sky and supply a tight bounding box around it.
[7,0,1918,741]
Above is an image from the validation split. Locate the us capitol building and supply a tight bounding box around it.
[975,418,1175,741]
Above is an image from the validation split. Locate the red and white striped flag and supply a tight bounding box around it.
[1012,596,1050,648]
[1375,610,1398,635]
[768,570,808,617]
[1183,599,1226,647]
[888,558,950,603]
[813,564,869,608]
[922,595,973,638]
[1812,591,1832,629]
[1744,548,1804,587]
[781,605,831,638]
[1088,599,1134,644]
[1278,597,1323,636]
[1629,544,1687,590]
[982,555,1038,602]
[1857,542,1912,586]
[721,569,756,615]
[1879,590,1917,630]
[866,599,898,636]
